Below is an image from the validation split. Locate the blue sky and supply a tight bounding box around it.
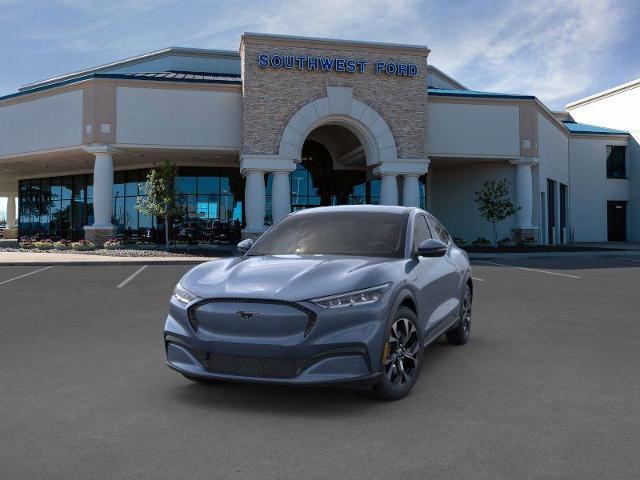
[1,0,639,108]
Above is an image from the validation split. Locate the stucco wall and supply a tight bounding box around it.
[240,37,428,159]
[0,90,83,156]
[569,137,629,241]
[429,161,517,243]
[427,102,520,157]
[568,86,639,241]
[115,87,242,148]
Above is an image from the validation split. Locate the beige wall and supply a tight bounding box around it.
[0,90,83,157]
[240,36,428,159]
[115,86,242,148]
[427,102,520,157]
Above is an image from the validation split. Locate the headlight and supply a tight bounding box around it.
[173,283,199,305]
[310,283,391,309]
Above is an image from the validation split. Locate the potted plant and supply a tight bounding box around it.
[54,239,73,250]
[497,236,516,247]
[71,240,96,251]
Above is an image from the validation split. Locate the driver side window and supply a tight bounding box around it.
[413,215,432,252]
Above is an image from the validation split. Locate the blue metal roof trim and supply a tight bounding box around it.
[562,121,628,135]
[428,87,535,100]
[0,72,242,102]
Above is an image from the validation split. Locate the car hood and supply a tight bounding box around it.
[180,255,399,302]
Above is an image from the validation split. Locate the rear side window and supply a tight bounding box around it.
[413,215,432,251]
[427,216,450,244]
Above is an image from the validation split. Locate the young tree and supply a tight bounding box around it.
[474,179,520,246]
[136,161,181,250]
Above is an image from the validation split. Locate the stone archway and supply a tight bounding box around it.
[278,86,398,166]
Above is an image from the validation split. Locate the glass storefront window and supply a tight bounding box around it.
[18,167,244,243]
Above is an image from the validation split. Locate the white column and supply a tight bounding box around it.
[6,195,16,228]
[402,175,420,208]
[271,171,291,223]
[92,152,114,227]
[511,158,536,229]
[379,174,398,205]
[244,170,266,232]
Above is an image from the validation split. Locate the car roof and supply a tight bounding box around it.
[292,205,416,216]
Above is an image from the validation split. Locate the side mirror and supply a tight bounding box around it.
[417,238,447,257]
[237,238,254,255]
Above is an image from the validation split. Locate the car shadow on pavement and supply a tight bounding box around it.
[166,338,454,415]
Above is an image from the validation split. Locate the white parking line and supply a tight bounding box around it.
[472,277,485,282]
[116,265,148,289]
[0,266,52,286]
[475,260,581,279]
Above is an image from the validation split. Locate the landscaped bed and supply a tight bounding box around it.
[461,245,624,253]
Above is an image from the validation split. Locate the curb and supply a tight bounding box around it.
[0,259,213,266]
[468,250,640,260]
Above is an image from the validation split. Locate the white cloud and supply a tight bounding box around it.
[2,0,636,108]
[426,0,631,107]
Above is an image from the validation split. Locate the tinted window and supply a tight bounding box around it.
[427,216,450,244]
[606,146,626,179]
[413,215,432,251]
[249,211,408,258]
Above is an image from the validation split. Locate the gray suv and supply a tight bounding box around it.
[164,205,472,400]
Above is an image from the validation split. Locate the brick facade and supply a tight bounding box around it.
[240,35,429,160]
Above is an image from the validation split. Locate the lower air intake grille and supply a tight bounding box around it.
[205,353,300,378]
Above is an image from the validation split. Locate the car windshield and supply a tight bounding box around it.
[248,210,408,258]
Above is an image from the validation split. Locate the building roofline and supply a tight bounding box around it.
[2,72,241,103]
[565,78,640,109]
[427,65,466,90]
[428,88,630,139]
[240,32,430,56]
[428,88,535,100]
[19,47,240,92]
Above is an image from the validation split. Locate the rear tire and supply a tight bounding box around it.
[373,306,423,401]
[446,284,472,345]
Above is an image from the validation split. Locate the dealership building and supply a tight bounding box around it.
[0,33,637,245]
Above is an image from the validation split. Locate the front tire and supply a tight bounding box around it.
[373,306,423,401]
[446,284,472,345]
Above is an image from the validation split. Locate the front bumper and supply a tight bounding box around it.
[163,295,391,385]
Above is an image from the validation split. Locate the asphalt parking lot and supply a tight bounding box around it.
[1,256,639,479]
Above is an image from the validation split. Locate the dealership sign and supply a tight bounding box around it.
[258,53,418,77]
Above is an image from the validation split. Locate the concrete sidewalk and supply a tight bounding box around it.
[468,250,640,260]
[0,251,216,266]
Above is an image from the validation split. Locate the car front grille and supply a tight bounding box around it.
[204,353,301,378]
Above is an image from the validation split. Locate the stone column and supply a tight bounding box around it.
[243,170,266,235]
[240,155,295,239]
[379,174,398,205]
[374,159,429,208]
[84,145,117,246]
[510,158,538,242]
[6,195,16,228]
[271,171,291,223]
[2,194,18,239]
[402,175,421,208]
